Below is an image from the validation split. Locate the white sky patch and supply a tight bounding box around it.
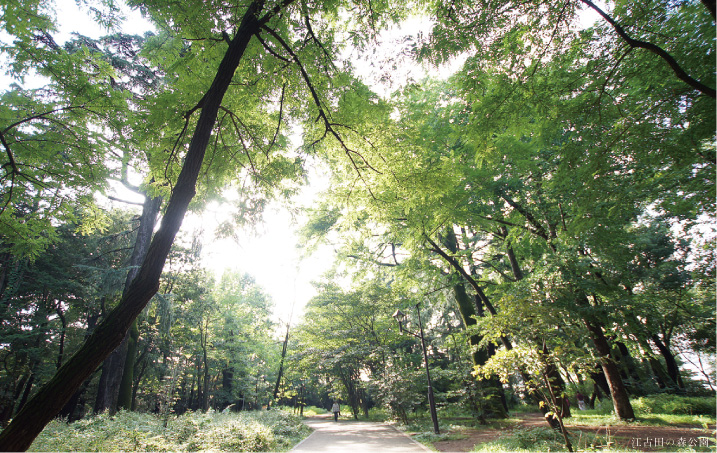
[187,161,335,325]
[196,203,335,326]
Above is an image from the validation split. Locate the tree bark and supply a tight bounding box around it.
[453,283,508,419]
[94,343,127,413]
[116,320,140,411]
[272,323,290,402]
[583,319,635,420]
[614,341,643,394]
[117,195,162,411]
[0,3,268,449]
[651,334,684,389]
[442,229,507,419]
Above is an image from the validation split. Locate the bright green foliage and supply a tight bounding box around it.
[299,0,714,424]
[370,357,428,424]
[28,409,311,452]
[291,280,398,417]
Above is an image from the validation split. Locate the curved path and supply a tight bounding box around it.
[292,416,430,452]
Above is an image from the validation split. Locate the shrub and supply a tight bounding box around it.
[632,395,716,416]
[29,409,311,452]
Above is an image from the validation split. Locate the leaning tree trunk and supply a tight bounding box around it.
[651,334,684,389]
[0,4,267,449]
[583,319,635,420]
[452,283,508,419]
[272,323,290,403]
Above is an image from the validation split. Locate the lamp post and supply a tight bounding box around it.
[392,304,440,434]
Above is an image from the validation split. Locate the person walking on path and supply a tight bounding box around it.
[576,391,587,411]
[331,402,340,421]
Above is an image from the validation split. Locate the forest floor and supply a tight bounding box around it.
[431,413,716,452]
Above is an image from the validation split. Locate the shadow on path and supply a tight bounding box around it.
[292,415,429,452]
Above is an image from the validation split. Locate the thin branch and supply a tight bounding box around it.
[304,13,338,72]
[106,195,145,206]
[267,83,286,156]
[256,34,291,63]
[0,131,19,176]
[2,104,88,135]
[346,254,398,267]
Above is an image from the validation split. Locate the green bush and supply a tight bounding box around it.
[29,409,311,452]
[632,395,716,416]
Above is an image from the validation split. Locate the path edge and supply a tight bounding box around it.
[290,424,318,451]
[387,424,434,452]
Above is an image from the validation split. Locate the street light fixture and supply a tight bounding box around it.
[392,304,440,434]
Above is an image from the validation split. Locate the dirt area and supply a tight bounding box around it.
[432,413,716,452]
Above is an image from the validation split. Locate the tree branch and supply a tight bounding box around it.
[580,0,715,98]
[260,24,382,200]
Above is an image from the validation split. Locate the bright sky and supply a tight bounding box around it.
[194,167,335,326]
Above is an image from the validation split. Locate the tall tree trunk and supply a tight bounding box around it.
[94,342,127,413]
[590,369,612,397]
[117,195,162,411]
[15,373,35,416]
[273,323,290,401]
[614,341,643,394]
[202,339,210,412]
[117,320,140,411]
[0,4,267,448]
[59,312,101,421]
[131,356,149,411]
[432,229,570,426]
[443,229,507,419]
[454,284,508,419]
[626,315,676,389]
[583,319,635,420]
[55,307,67,370]
[222,368,234,410]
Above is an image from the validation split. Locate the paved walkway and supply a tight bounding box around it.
[292,416,430,452]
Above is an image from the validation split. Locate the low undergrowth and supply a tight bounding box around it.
[29,409,311,452]
[470,426,633,452]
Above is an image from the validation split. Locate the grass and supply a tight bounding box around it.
[29,409,312,452]
[470,426,636,452]
[275,404,328,417]
[568,394,716,428]
[569,410,716,428]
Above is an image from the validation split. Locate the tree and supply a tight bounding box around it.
[0,0,413,447]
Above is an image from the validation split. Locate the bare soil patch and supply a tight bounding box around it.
[432,413,715,452]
